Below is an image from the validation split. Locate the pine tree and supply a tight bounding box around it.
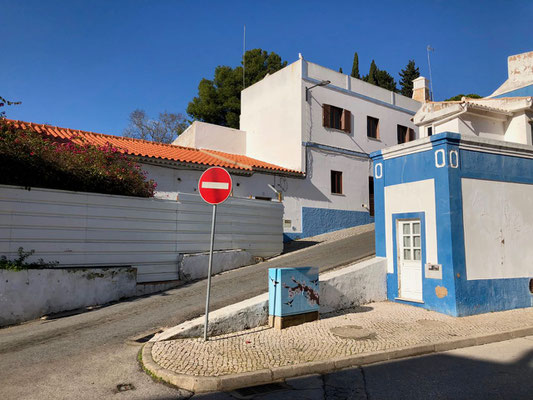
[339,67,343,73]
[399,60,420,97]
[366,60,378,85]
[351,52,360,79]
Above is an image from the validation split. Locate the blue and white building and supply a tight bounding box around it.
[371,50,533,316]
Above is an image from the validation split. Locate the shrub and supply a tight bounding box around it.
[0,120,156,197]
[0,247,59,271]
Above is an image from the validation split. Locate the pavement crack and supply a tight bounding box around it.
[360,367,370,400]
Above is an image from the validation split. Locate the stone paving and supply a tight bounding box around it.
[151,302,533,377]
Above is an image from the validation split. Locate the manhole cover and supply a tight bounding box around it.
[416,319,446,328]
[330,325,376,340]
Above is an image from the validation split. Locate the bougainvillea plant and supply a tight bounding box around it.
[0,120,156,197]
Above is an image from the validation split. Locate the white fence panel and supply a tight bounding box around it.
[0,185,283,282]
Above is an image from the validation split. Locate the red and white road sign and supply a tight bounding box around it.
[198,167,232,205]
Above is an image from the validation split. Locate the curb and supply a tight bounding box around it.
[140,325,533,393]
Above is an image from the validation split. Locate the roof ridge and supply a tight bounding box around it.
[200,149,252,170]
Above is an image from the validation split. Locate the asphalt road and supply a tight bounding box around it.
[0,228,375,400]
[193,335,533,400]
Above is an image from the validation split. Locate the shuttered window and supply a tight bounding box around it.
[367,116,379,139]
[397,125,415,144]
[323,104,351,133]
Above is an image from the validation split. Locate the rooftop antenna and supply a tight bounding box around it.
[427,45,435,101]
[243,25,246,89]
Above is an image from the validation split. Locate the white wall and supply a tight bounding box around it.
[0,185,283,282]
[0,267,137,327]
[462,178,533,280]
[173,121,246,154]
[240,60,303,171]
[505,111,532,145]
[384,179,438,274]
[306,62,421,113]
[142,163,295,202]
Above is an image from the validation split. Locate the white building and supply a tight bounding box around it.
[413,51,533,144]
[176,55,421,240]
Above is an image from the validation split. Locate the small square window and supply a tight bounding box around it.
[427,126,433,136]
[367,116,379,139]
[331,170,342,194]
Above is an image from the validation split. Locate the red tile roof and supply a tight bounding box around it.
[5,120,302,175]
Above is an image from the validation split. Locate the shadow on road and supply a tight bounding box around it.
[187,344,533,399]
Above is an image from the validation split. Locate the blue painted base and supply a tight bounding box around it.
[283,207,374,242]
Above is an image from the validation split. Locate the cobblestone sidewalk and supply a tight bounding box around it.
[150,302,533,378]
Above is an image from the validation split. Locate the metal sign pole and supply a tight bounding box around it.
[204,204,217,341]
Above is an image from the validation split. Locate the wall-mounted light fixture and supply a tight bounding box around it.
[305,80,330,101]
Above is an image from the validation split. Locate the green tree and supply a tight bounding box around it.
[187,49,287,129]
[124,109,188,144]
[365,60,378,85]
[444,94,482,101]
[338,67,343,73]
[351,52,360,79]
[399,60,420,97]
[363,60,398,92]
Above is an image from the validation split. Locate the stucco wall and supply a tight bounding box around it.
[462,178,533,280]
[0,267,137,327]
[173,121,246,154]
[240,60,303,171]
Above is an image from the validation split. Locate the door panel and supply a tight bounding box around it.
[398,220,422,301]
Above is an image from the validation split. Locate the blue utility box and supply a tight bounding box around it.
[268,267,319,329]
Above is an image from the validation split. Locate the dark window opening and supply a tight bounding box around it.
[397,125,415,144]
[428,126,433,136]
[367,116,379,139]
[331,170,343,194]
[368,176,374,217]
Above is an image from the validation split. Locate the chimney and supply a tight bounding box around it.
[412,77,430,102]
[507,51,533,83]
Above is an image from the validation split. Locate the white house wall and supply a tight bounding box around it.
[174,122,247,154]
[240,60,303,171]
[462,178,533,280]
[281,148,372,237]
[142,163,291,202]
[305,82,419,154]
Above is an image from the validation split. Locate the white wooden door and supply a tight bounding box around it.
[398,220,423,301]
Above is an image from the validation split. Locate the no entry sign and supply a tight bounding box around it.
[198,167,232,205]
[198,167,232,341]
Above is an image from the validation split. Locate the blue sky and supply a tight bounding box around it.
[1,0,531,135]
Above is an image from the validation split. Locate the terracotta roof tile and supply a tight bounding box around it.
[5,119,302,175]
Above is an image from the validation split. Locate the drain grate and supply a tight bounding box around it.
[231,383,288,399]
